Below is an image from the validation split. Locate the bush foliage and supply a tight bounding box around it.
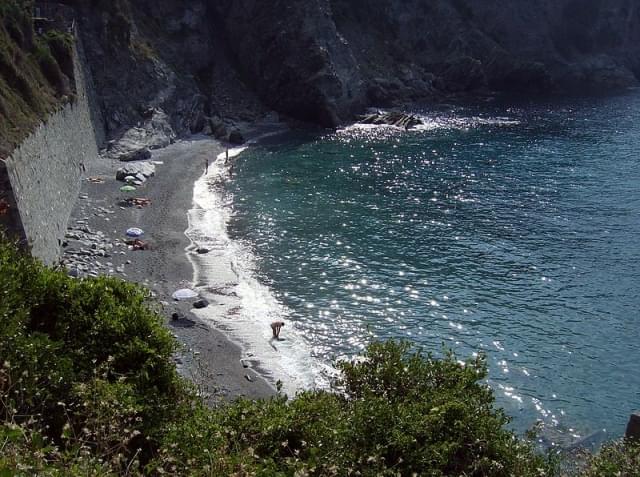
[577,439,640,477]
[0,0,73,157]
[0,239,636,475]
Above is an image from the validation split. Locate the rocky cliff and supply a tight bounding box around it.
[52,0,640,136]
[330,0,640,99]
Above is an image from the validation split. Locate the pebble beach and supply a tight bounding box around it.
[62,136,275,402]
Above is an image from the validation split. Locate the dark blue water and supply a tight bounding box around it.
[227,93,640,439]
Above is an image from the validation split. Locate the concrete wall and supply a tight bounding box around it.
[3,30,100,265]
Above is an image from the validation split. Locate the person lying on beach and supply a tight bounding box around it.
[270,321,285,339]
[124,197,151,208]
[125,238,150,251]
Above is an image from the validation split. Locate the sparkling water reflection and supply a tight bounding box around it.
[227,94,640,438]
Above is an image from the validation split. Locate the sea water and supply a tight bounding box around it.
[199,93,640,442]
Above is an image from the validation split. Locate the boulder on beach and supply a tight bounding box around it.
[117,146,152,162]
[106,109,176,161]
[170,312,196,327]
[116,162,156,181]
[193,299,209,309]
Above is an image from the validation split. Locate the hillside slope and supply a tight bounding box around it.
[0,0,74,158]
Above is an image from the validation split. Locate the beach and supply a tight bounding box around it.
[62,136,275,402]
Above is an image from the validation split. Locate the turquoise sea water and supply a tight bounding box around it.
[226,93,640,440]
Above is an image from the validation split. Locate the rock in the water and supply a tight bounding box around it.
[171,312,183,321]
[193,299,209,309]
[359,111,423,130]
[116,162,156,181]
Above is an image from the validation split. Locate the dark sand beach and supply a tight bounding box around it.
[63,136,275,402]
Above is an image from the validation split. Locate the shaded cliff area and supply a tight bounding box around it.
[5,0,640,144]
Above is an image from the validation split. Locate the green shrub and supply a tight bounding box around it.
[0,0,33,49]
[43,30,74,80]
[33,41,68,95]
[577,439,640,477]
[155,341,554,476]
[0,238,187,471]
[0,47,39,110]
[0,239,575,475]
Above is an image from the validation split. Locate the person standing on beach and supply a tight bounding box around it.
[205,157,209,174]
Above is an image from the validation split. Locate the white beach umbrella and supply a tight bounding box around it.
[172,288,198,301]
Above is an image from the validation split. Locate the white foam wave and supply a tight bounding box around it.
[185,146,329,396]
[338,112,520,138]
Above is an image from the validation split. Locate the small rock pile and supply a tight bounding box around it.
[61,224,130,278]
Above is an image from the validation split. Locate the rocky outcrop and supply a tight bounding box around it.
[106,109,175,161]
[331,0,640,97]
[627,412,640,441]
[210,0,365,127]
[69,0,640,134]
[359,111,423,129]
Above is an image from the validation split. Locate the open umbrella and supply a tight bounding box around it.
[120,185,137,192]
[126,227,144,237]
[172,288,198,301]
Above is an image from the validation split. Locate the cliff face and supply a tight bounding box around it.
[212,0,365,127]
[71,0,640,134]
[331,0,640,100]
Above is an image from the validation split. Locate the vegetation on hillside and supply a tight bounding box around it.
[0,0,74,158]
[0,238,638,475]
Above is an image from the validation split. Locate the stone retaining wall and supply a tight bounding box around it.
[2,27,100,265]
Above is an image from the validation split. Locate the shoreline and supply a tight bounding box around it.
[186,142,329,395]
[63,134,275,402]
